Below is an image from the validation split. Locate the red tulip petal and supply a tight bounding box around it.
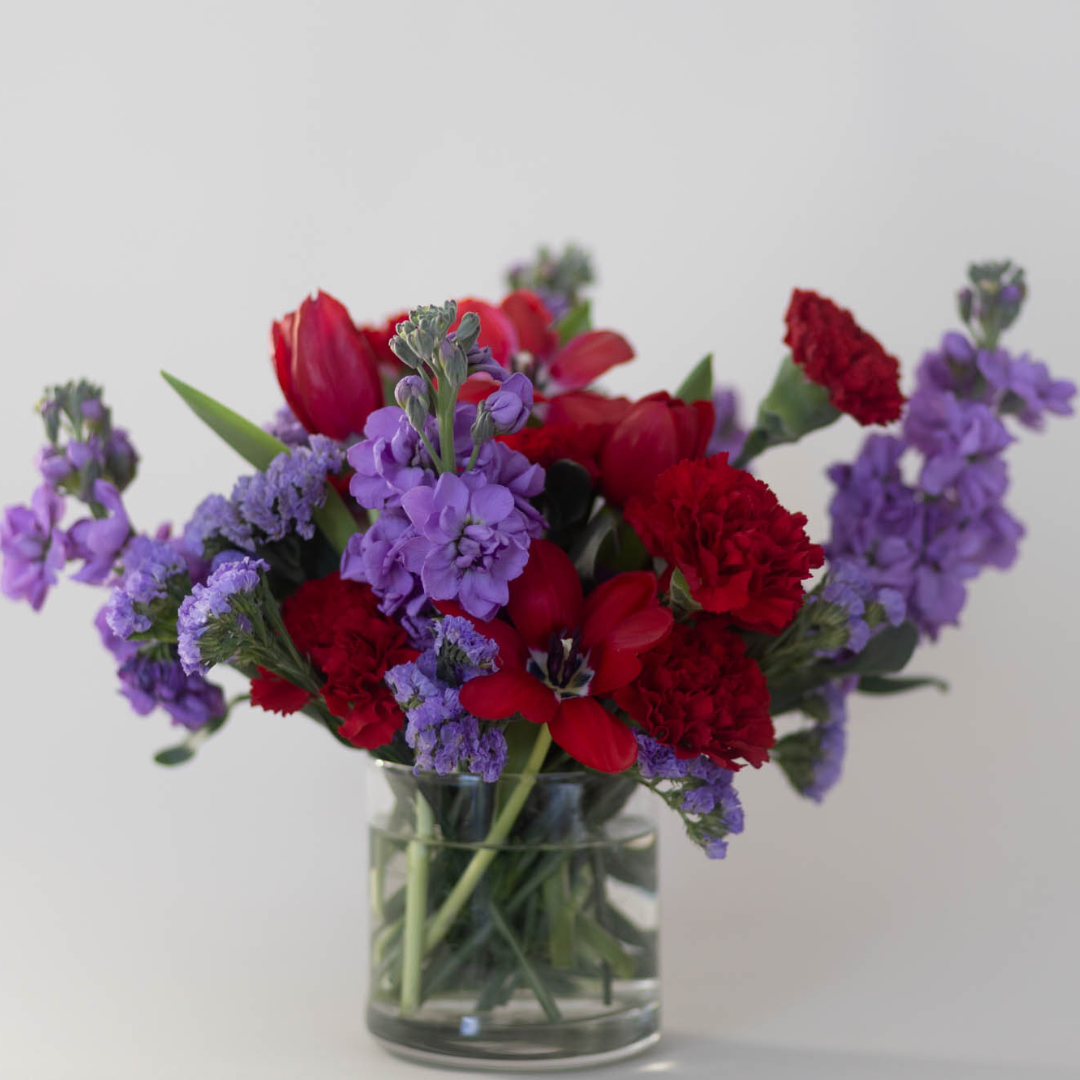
[271,313,318,433]
[456,376,501,404]
[690,398,716,457]
[459,669,558,725]
[546,697,638,773]
[601,606,673,655]
[507,539,583,650]
[292,291,384,440]
[548,330,635,391]
[581,571,660,648]
[500,289,557,360]
[599,400,679,507]
[589,647,646,695]
[545,390,633,428]
[452,298,519,367]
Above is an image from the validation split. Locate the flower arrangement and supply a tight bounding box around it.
[3,248,1073,1062]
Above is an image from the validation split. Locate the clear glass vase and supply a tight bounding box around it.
[365,758,660,1070]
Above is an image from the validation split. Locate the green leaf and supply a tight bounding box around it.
[668,567,703,613]
[161,371,359,554]
[675,353,713,403]
[543,460,594,534]
[161,371,289,470]
[153,745,196,766]
[554,300,591,346]
[569,505,619,582]
[595,518,651,576]
[772,728,822,798]
[577,915,636,979]
[830,621,920,677]
[857,674,948,695]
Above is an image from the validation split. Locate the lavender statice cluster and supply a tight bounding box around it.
[105,535,189,640]
[184,436,344,558]
[635,734,745,859]
[772,677,855,803]
[827,268,1075,640]
[809,557,906,656]
[263,405,311,448]
[385,615,507,781]
[177,556,269,675]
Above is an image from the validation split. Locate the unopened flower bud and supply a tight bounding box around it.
[394,375,430,430]
[470,403,496,445]
[440,337,469,388]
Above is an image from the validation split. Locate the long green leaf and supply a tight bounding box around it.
[858,674,948,695]
[161,370,359,554]
[675,353,713,403]
[831,621,920,676]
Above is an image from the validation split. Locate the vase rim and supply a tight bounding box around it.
[370,759,624,783]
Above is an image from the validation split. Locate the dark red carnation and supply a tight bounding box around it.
[498,421,610,483]
[784,289,905,425]
[614,619,773,770]
[249,573,416,748]
[625,454,824,633]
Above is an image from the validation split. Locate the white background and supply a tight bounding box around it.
[2,2,1078,1077]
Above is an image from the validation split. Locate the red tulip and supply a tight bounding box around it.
[498,288,635,391]
[272,291,383,440]
[359,310,409,375]
[456,540,672,773]
[599,391,715,507]
[452,298,520,368]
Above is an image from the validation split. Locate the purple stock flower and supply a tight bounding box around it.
[706,388,747,459]
[117,655,226,730]
[67,480,130,585]
[979,350,1076,429]
[1,485,70,610]
[401,471,535,620]
[176,556,268,675]
[341,510,428,619]
[485,372,534,434]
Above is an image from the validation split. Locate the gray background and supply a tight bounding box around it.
[1,2,1078,1077]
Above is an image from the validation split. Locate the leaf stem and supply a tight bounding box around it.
[400,794,435,1014]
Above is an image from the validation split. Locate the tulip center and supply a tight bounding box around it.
[527,629,594,700]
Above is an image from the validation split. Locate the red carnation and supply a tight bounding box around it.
[614,619,774,770]
[784,289,905,425]
[249,573,416,749]
[499,421,611,483]
[625,454,823,633]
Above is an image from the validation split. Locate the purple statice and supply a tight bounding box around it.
[813,556,905,656]
[263,405,311,447]
[184,493,253,556]
[105,535,188,640]
[231,436,344,544]
[176,556,268,674]
[66,480,131,585]
[635,734,745,859]
[385,615,507,781]
[95,603,140,663]
[802,678,854,803]
[1,485,70,610]
[401,471,536,620]
[117,654,226,730]
[706,388,747,459]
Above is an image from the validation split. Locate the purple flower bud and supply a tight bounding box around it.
[36,446,75,486]
[484,372,534,434]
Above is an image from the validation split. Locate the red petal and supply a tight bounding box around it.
[599,400,679,507]
[459,669,558,724]
[548,330,635,391]
[589,647,645,695]
[250,667,311,715]
[689,399,716,458]
[456,376,501,404]
[545,390,632,428]
[271,313,317,433]
[359,310,409,372]
[291,291,384,440]
[581,571,660,649]
[500,290,557,360]
[507,539,583,650]
[452,298,519,367]
[546,697,638,773]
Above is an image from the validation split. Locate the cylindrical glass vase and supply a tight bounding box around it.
[366,760,660,1070]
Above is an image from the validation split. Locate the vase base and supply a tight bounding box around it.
[368,1000,661,1072]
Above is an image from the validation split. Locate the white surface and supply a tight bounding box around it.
[2,2,1079,1077]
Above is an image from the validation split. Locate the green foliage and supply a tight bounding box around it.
[674,353,713,403]
[857,674,948,694]
[554,300,592,346]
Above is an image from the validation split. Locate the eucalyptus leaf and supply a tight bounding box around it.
[675,353,713,403]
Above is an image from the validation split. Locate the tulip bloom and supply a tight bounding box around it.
[599,391,715,507]
[458,540,672,772]
[272,291,383,440]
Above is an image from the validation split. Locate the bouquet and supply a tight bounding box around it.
[3,247,1074,1065]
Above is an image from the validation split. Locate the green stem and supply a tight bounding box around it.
[489,901,563,1023]
[422,724,553,955]
[732,426,769,471]
[400,794,435,1014]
